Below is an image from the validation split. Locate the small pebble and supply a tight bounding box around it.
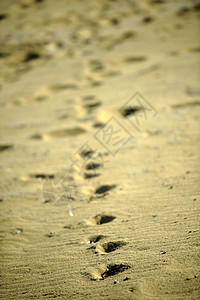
[114,280,119,284]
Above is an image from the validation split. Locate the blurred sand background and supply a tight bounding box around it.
[0,0,200,299]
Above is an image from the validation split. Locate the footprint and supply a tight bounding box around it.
[96,241,126,253]
[10,97,32,106]
[74,161,102,181]
[84,214,116,226]
[43,127,86,140]
[0,145,13,152]
[23,51,40,63]
[49,83,79,91]
[82,235,105,244]
[88,59,104,72]
[92,241,126,254]
[123,56,147,63]
[188,46,200,53]
[57,113,69,120]
[63,214,115,230]
[85,162,102,170]
[176,3,200,16]
[83,101,101,111]
[78,147,95,158]
[84,263,130,281]
[104,30,136,50]
[82,95,96,102]
[21,174,54,181]
[142,16,154,23]
[81,95,102,113]
[92,121,104,128]
[79,183,116,202]
[186,87,200,96]
[171,101,200,109]
[0,13,7,21]
[29,133,43,140]
[95,184,116,194]
[117,30,136,43]
[82,172,100,179]
[30,83,78,104]
[149,0,165,4]
[120,106,144,117]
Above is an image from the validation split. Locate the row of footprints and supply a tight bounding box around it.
[82,231,130,281]
[64,213,130,281]
[69,139,130,281]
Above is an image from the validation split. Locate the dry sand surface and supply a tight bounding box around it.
[0,0,200,299]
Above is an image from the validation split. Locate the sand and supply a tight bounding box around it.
[0,0,200,299]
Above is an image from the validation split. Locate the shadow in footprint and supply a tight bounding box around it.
[97,241,126,253]
[84,263,130,281]
[44,127,86,139]
[83,173,100,179]
[29,133,43,140]
[84,101,101,111]
[124,56,147,63]
[95,185,116,194]
[102,264,130,278]
[93,121,104,128]
[79,149,94,158]
[120,106,143,117]
[0,14,7,21]
[0,145,13,152]
[23,51,40,62]
[82,235,105,244]
[82,95,96,101]
[30,174,54,179]
[64,214,115,229]
[171,101,200,109]
[50,83,78,91]
[85,162,102,170]
[94,214,115,225]
[85,214,116,226]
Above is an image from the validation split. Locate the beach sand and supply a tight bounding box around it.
[0,0,200,299]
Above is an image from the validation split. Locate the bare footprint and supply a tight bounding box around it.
[29,133,43,140]
[0,145,13,152]
[106,30,136,50]
[84,263,130,280]
[63,214,116,230]
[120,106,144,117]
[82,95,97,102]
[85,162,102,170]
[82,172,100,179]
[88,59,104,72]
[96,241,126,253]
[82,235,105,244]
[21,173,54,181]
[83,101,101,111]
[91,241,126,254]
[84,214,116,226]
[123,56,147,63]
[49,83,79,91]
[95,184,116,194]
[79,184,116,202]
[43,127,86,140]
[171,101,200,109]
[78,147,95,158]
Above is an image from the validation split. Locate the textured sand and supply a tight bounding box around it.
[0,0,200,299]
